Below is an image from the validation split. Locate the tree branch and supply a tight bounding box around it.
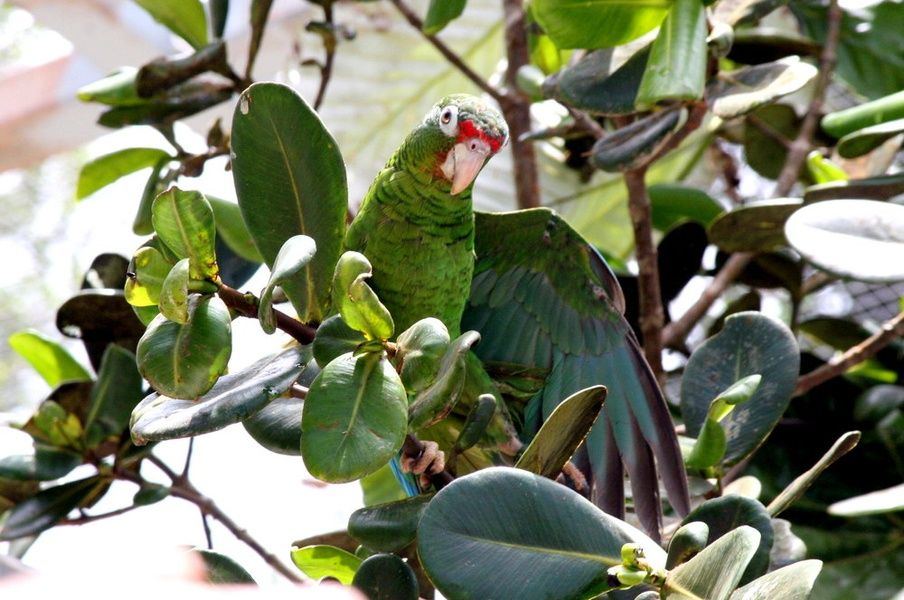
[60,504,140,526]
[216,283,317,344]
[773,0,842,197]
[312,4,337,111]
[795,311,904,396]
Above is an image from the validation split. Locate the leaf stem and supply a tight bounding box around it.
[312,3,337,111]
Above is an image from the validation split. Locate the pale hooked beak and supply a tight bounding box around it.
[441,138,492,195]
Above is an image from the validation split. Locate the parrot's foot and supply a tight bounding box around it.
[497,436,524,459]
[558,461,588,493]
[401,440,446,488]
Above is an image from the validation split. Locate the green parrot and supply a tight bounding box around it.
[345,94,689,536]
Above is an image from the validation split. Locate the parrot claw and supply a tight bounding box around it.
[401,440,446,488]
[558,461,589,493]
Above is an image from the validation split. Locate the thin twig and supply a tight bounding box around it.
[201,512,214,550]
[795,311,904,396]
[312,4,336,111]
[59,504,140,526]
[387,0,505,105]
[216,283,317,344]
[773,0,842,197]
[181,438,195,479]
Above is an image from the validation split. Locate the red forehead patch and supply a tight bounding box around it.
[458,119,503,153]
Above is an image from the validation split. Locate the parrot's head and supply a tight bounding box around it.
[416,94,509,195]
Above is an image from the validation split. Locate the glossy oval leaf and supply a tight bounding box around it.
[394,318,451,393]
[743,104,799,179]
[666,521,709,569]
[194,548,257,584]
[636,0,707,108]
[152,187,218,280]
[785,199,904,282]
[131,345,305,444]
[290,545,361,585]
[680,495,773,586]
[649,184,724,231]
[708,56,818,119]
[408,331,480,430]
[424,0,467,34]
[681,312,799,465]
[208,197,264,263]
[77,67,143,106]
[301,352,407,483]
[728,559,822,600]
[591,106,686,172]
[312,315,367,368]
[242,356,317,455]
[331,252,394,341]
[547,46,649,115]
[418,467,665,600]
[158,258,191,324]
[708,199,802,253]
[662,526,760,600]
[804,173,904,203]
[532,0,671,49]
[0,476,103,541]
[125,246,173,307]
[76,147,172,200]
[133,0,208,49]
[837,117,904,159]
[135,295,232,400]
[515,385,606,479]
[348,494,433,553]
[232,82,347,324]
[352,553,419,600]
[9,330,91,388]
[259,235,318,334]
[84,344,144,447]
[0,446,81,482]
[821,89,904,138]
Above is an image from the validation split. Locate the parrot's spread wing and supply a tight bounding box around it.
[462,208,690,536]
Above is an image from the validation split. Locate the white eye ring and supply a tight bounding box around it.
[438,105,459,137]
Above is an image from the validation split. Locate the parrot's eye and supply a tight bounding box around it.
[439,105,459,136]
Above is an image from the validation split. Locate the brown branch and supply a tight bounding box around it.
[216,283,317,344]
[795,311,904,396]
[312,4,337,111]
[624,167,664,381]
[60,504,141,526]
[773,0,842,197]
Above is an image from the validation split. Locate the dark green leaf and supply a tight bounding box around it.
[452,394,496,455]
[159,259,191,324]
[232,82,347,324]
[727,28,820,65]
[418,468,664,600]
[408,331,480,430]
[152,187,218,281]
[136,41,229,97]
[854,385,904,422]
[681,312,799,465]
[352,553,419,600]
[259,235,318,334]
[0,446,81,482]
[649,183,724,231]
[194,548,257,584]
[290,545,361,584]
[8,330,91,388]
[636,0,707,108]
[84,345,144,447]
[0,476,103,541]
[836,118,904,159]
[135,295,232,401]
[663,526,760,599]
[804,174,904,203]
[743,103,799,179]
[785,199,904,282]
[76,147,171,200]
[532,0,671,49]
[708,199,802,253]
[713,0,788,27]
[77,67,143,106]
[821,90,904,138]
[680,495,773,586]
[132,345,305,444]
[708,290,760,337]
[348,495,432,552]
[133,483,170,505]
[707,57,817,119]
[666,521,709,569]
[424,0,467,35]
[331,252,394,341]
[246,0,274,78]
[515,385,606,479]
[134,156,168,235]
[133,0,209,49]
[394,318,451,393]
[591,105,686,172]
[312,315,368,368]
[242,355,317,455]
[301,352,407,483]
[209,0,229,39]
[546,46,649,116]
[728,559,822,600]
[208,197,264,262]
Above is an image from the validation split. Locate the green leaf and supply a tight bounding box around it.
[713,0,789,28]
[394,318,451,393]
[532,0,671,49]
[76,67,143,106]
[708,56,818,119]
[822,90,904,138]
[97,82,232,129]
[0,446,81,482]
[194,548,257,584]
[662,526,760,600]
[636,0,707,108]
[136,41,230,98]
[666,521,709,569]
[133,483,170,506]
[768,431,861,517]
[290,545,361,585]
[242,354,316,455]
[312,315,368,368]
[681,312,799,465]
[804,173,904,203]
[649,184,724,231]
[836,117,904,159]
[424,0,467,35]
[209,0,229,39]
[134,156,168,235]
[246,0,274,78]
[515,385,606,480]
[352,553,419,600]
[806,151,848,184]
[259,235,317,334]
[785,199,904,283]
[133,0,208,49]
[407,331,480,430]
[452,394,496,456]
[0,476,103,541]
[208,197,264,263]
[331,252,394,341]
[545,45,649,116]
[590,105,686,172]
[84,345,144,447]
[348,495,433,553]
[76,147,171,200]
[9,330,92,388]
[418,468,665,600]
[232,82,347,324]
[743,104,799,179]
[360,463,408,507]
[135,295,232,400]
[131,346,305,444]
[728,559,822,600]
[152,187,218,281]
[158,258,191,324]
[707,199,802,253]
[680,496,773,586]
[125,246,174,307]
[301,352,407,483]
[828,482,904,517]
[685,375,761,471]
